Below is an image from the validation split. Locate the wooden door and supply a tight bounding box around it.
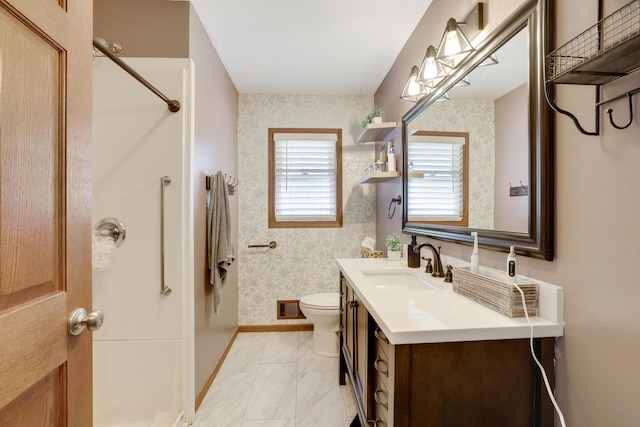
[0,0,93,425]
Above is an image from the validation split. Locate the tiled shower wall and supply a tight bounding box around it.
[237,94,377,325]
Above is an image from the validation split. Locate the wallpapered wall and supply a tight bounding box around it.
[237,94,377,325]
[410,98,495,229]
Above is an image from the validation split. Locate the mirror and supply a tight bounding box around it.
[402,0,553,260]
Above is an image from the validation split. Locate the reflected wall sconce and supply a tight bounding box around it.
[401,66,430,102]
[478,52,499,67]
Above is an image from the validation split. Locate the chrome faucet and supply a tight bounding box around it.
[413,243,445,278]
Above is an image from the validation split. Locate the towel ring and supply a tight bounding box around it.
[387,195,402,219]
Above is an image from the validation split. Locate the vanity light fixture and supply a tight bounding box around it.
[436,17,475,69]
[416,45,449,88]
[400,66,430,102]
[401,3,484,102]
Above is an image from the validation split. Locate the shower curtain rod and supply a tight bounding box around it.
[93,38,181,113]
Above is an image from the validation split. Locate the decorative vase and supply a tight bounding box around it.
[387,249,402,261]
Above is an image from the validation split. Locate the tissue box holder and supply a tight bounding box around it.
[452,267,538,318]
[361,248,383,258]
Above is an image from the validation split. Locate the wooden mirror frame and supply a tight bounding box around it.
[402,0,554,260]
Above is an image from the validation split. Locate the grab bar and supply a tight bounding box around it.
[160,176,172,296]
[248,241,277,249]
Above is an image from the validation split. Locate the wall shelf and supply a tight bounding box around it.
[356,122,397,143]
[546,0,640,135]
[358,171,400,184]
[547,0,640,85]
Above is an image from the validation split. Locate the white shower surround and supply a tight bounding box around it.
[238,94,377,325]
[92,58,195,426]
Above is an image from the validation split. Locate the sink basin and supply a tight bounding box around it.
[362,270,444,291]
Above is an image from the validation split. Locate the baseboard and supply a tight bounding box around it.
[238,324,313,332]
[195,327,239,412]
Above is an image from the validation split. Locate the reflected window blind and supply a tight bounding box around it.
[273,133,337,222]
[408,135,465,222]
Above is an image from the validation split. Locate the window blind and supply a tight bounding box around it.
[408,135,465,222]
[273,134,337,222]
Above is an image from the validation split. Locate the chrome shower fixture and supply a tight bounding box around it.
[93,37,122,57]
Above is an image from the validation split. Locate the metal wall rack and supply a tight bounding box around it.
[546,0,640,135]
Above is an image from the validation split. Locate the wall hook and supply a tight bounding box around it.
[606,92,634,130]
[225,175,239,195]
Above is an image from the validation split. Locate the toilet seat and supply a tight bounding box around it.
[300,293,339,310]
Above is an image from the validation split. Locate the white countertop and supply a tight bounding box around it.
[337,258,564,345]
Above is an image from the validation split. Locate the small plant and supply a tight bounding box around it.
[361,105,383,128]
[386,233,402,252]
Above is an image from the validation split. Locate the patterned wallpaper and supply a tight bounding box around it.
[237,94,377,325]
[410,98,495,229]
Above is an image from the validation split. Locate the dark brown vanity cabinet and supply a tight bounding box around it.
[339,273,374,422]
[339,274,557,427]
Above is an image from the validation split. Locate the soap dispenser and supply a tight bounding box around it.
[408,235,421,268]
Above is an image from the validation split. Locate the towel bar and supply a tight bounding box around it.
[248,241,277,249]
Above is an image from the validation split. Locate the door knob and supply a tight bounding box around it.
[68,308,104,336]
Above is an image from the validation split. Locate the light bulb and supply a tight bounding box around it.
[444,30,461,57]
[408,79,422,96]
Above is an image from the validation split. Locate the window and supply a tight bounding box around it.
[407,131,468,226]
[268,128,342,228]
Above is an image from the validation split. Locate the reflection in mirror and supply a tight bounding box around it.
[407,28,529,233]
[402,0,553,260]
[407,131,469,227]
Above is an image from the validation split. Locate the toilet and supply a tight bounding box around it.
[299,292,340,357]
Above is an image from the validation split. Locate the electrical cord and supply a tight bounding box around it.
[514,283,567,427]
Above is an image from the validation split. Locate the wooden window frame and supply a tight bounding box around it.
[268,128,343,228]
[408,130,469,227]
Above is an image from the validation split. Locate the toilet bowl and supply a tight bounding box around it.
[299,293,340,357]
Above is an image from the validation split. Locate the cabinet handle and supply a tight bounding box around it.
[374,417,386,427]
[374,327,389,344]
[374,357,389,377]
[373,387,388,410]
[348,300,358,308]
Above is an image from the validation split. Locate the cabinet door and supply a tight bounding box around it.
[340,276,374,423]
[354,295,370,413]
[339,275,350,386]
[342,280,355,365]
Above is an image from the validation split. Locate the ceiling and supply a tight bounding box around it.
[189,0,433,95]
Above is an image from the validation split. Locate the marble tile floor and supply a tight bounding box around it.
[193,331,358,427]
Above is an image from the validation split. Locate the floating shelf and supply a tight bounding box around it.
[358,171,401,184]
[356,122,397,143]
[545,0,640,135]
